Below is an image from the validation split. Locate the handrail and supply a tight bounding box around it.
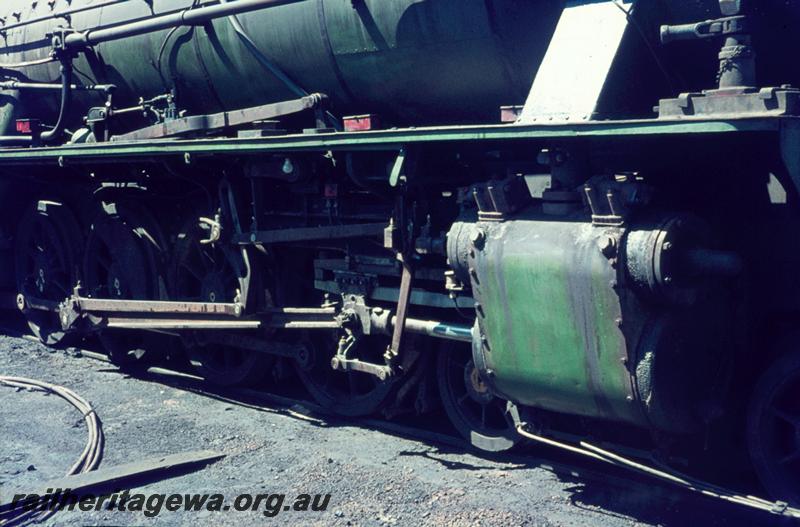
[63,0,309,49]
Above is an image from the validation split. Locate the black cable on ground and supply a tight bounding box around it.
[0,376,104,526]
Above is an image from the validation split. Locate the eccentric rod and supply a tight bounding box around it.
[63,0,310,49]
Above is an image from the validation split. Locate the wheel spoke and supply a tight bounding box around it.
[181,261,205,282]
[778,450,800,465]
[192,241,214,273]
[96,250,113,273]
[15,203,85,346]
[221,349,233,370]
[768,406,800,427]
[347,373,358,396]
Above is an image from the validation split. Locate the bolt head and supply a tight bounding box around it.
[470,229,486,249]
[598,236,617,257]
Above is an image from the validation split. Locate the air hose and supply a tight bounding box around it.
[0,376,104,526]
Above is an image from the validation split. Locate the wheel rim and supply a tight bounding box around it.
[749,357,800,504]
[83,208,160,366]
[172,216,269,387]
[437,342,517,452]
[14,201,82,345]
[294,333,395,417]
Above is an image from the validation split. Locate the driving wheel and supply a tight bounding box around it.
[437,341,518,452]
[294,332,396,417]
[14,200,83,345]
[171,215,270,386]
[747,350,800,505]
[83,203,164,367]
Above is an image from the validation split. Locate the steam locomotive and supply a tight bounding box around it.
[1,0,799,512]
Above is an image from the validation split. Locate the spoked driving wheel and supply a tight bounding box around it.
[294,332,396,417]
[437,341,518,452]
[747,350,800,505]
[83,204,164,367]
[14,200,83,345]
[171,216,270,386]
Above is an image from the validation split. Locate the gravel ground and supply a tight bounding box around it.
[0,332,789,527]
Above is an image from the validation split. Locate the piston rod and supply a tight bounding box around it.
[369,308,472,343]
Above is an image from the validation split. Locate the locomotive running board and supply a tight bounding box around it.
[111,93,328,142]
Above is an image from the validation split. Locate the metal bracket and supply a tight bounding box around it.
[330,333,394,381]
[389,147,407,187]
[657,85,800,119]
[198,213,222,245]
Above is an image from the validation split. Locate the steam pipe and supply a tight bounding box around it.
[63,0,310,49]
[679,248,743,278]
[0,60,73,146]
[40,62,73,143]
